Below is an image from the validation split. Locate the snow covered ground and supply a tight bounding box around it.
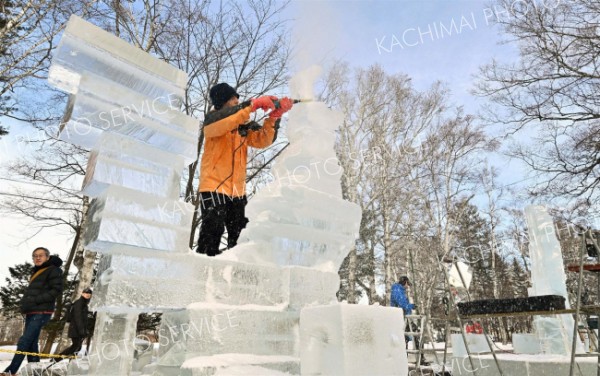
[0,345,15,371]
[0,344,74,374]
[4,342,596,375]
[1,343,450,374]
[0,343,155,375]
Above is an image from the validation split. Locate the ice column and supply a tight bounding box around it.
[87,313,139,375]
[524,205,582,355]
[48,15,197,375]
[228,67,362,271]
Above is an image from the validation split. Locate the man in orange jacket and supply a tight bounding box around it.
[197,83,293,256]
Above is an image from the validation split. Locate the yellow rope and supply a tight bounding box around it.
[0,348,76,359]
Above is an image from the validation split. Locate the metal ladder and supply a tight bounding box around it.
[569,229,600,376]
[405,313,451,375]
[405,314,426,359]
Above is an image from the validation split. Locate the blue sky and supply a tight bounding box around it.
[0,0,528,285]
[290,0,519,111]
[289,0,530,186]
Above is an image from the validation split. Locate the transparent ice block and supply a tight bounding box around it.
[300,304,408,376]
[48,15,186,104]
[84,186,194,254]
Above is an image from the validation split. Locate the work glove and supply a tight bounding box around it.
[238,121,262,136]
[269,97,294,119]
[251,95,277,112]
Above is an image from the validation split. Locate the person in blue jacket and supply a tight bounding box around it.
[390,276,428,365]
[391,276,415,314]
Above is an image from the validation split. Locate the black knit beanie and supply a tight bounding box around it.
[209,83,239,110]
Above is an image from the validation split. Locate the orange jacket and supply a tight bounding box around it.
[199,106,276,197]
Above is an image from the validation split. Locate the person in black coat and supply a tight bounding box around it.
[2,247,63,376]
[58,288,92,359]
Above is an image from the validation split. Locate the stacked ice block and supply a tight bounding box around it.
[48,15,197,375]
[49,16,197,252]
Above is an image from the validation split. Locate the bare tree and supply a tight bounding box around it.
[410,105,495,302]
[0,140,90,353]
[100,0,164,52]
[476,0,600,206]
[508,124,600,207]
[502,207,531,275]
[320,62,496,311]
[0,1,98,122]
[477,165,507,299]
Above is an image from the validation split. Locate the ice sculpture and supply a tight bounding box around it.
[153,67,406,376]
[225,66,357,270]
[227,100,360,269]
[51,16,405,375]
[524,205,582,355]
[48,15,197,375]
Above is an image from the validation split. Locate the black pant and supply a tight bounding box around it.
[405,321,421,350]
[197,192,248,256]
[54,337,85,363]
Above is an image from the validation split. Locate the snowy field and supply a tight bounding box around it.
[0,345,48,373]
[0,345,15,371]
[0,344,154,375]
[0,344,72,374]
[1,342,456,374]
[4,342,595,375]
